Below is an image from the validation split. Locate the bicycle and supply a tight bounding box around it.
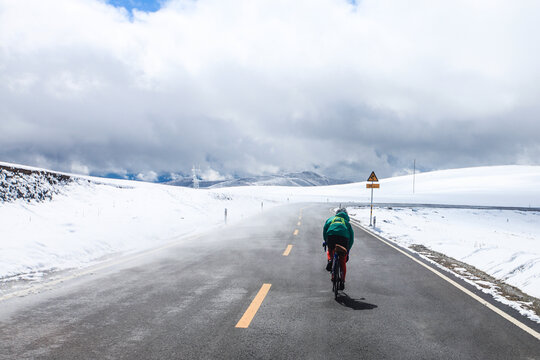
[324,242,346,299]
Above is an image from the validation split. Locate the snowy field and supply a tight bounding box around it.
[350,207,540,298]
[343,165,540,302]
[1,162,540,320]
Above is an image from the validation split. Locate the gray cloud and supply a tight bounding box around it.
[1,0,540,181]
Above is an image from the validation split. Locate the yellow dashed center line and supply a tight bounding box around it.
[297,221,301,226]
[293,229,299,236]
[236,284,272,328]
[282,245,293,256]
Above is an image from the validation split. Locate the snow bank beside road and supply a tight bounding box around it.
[0,175,278,281]
[350,207,540,298]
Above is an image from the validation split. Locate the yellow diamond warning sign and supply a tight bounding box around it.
[367,171,379,182]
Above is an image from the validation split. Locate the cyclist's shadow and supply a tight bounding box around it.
[335,293,378,310]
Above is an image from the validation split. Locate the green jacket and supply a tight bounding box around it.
[323,211,354,250]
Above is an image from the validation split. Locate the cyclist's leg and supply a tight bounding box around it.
[328,245,335,275]
[328,246,335,259]
[339,254,347,282]
[326,235,337,272]
[327,236,337,257]
[326,248,333,271]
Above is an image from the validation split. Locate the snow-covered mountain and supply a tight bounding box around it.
[164,177,223,188]
[210,171,350,187]
[166,171,350,188]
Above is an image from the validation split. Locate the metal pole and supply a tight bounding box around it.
[369,185,374,226]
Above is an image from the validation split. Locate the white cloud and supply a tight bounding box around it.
[70,161,90,175]
[1,0,540,179]
[200,168,226,181]
[136,170,159,182]
[168,172,182,181]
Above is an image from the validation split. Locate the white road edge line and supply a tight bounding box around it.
[350,219,540,341]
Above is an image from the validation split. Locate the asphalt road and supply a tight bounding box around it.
[1,204,539,359]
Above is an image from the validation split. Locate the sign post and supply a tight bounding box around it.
[367,171,379,226]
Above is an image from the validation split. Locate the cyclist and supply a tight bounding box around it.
[323,208,354,290]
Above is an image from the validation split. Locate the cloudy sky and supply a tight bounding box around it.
[1,0,539,181]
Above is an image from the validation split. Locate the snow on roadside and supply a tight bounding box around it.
[0,177,280,282]
[349,206,540,321]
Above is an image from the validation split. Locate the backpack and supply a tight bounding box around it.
[328,216,347,232]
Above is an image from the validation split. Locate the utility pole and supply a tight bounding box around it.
[192,165,200,189]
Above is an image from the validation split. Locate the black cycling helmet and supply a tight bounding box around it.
[336,207,348,215]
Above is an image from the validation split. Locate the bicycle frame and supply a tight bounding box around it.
[332,252,343,299]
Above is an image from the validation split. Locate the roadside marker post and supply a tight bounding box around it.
[366,171,380,226]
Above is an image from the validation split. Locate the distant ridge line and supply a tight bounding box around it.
[0,163,71,182]
[349,202,540,212]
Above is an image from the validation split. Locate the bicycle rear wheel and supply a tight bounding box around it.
[332,257,340,299]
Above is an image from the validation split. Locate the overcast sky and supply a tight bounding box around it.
[1,0,539,181]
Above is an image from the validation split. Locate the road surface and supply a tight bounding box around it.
[1,204,539,359]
